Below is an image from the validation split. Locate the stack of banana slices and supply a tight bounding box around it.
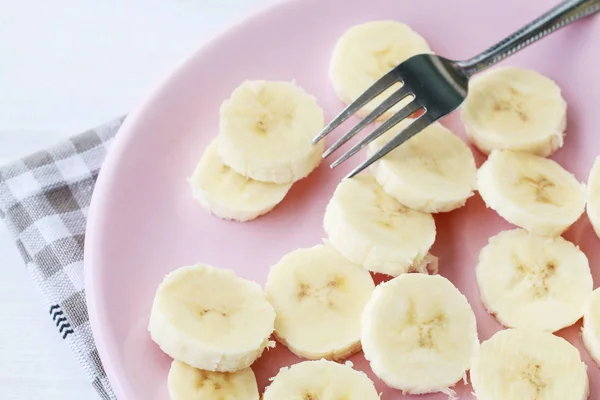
[146,18,600,400]
[188,79,326,222]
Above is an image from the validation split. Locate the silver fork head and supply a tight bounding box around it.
[314,53,470,179]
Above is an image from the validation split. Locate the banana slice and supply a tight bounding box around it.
[470,328,589,400]
[323,174,436,276]
[361,273,479,395]
[583,288,600,367]
[189,139,292,222]
[265,244,375,361]
[148,264,275,372]
[218,80,325,184]
[586,156,600,239]
[262,359,380,400]
[368,119,477,213]
[476,228,592,332]
[167,360,259,400]
[461,67,567,157]
[477,150,586,237]
[329,20,431,120]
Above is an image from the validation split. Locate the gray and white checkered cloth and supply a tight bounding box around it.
[0,117,126,400]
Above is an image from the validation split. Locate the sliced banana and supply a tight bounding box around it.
[262,359,380,400]
[361,273,479,395]
[586,156,600,239]
[189,139,292,222]
[323,174,436,276]
[329,20,430,120]
[265,244,375,361]
[477,150,586,237]
[218,80,325,184]
[461,67,567,157]
[368,119,477,213]
[470,328,589,400]
[167,360,259,400]
[476,228,592,332]
[583,288,600,367]
[148,264,275,372]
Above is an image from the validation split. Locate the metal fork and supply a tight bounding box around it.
[314,0,600,179]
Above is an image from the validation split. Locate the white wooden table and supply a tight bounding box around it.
[0,0,271,398]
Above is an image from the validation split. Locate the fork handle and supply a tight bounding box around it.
[457,0,600,76]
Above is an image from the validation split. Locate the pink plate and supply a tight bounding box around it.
[84,0,600,398]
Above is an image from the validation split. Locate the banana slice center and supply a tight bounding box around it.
[254,110,294,135]
[491,86,530,123]
[509,254,557,298]
[398,300,448,351]
[517,175,558,205]
[522,361,546,397]
[510,358,549,399]
[252,89,296,135]
[301,390,319,400]
[197,306,231,319]
[408,144,444,175]
[370,47,401,76]
[296,275,345,309]
[193,370,231,392]
[376,208,408,229]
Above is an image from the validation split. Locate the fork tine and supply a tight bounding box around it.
[312,71,400,144]
[322,86,413,159]
[344,115,434,179]
[330,100,422,169]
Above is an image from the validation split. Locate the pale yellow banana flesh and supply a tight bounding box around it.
[218,80,324,184]
[262,359,380,400]
[461,66,566,157]
[148,264,275,372]
[189,138,292,222]
[368,119,478,213]
[583,288,600,368]
[323,174,436,276]
[477,149,586,237]
[361,274,478,395]
[586,156,600,239]
[470,328,589,400]
[265,244,375,361]
[476,228,592,332]
[167,360,259,400]
[329,20,430,120]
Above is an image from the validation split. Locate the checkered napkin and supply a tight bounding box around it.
[0,117,126,400]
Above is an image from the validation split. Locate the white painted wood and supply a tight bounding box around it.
[0,0,272,398]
